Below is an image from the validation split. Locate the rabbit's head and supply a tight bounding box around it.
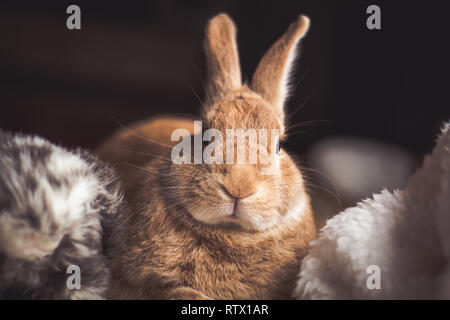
[167,13,311,231]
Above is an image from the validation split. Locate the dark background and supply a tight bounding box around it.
[1,0,449,153]
[0,1,449,216]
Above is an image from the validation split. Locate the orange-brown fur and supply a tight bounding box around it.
[108,161,315,299]
[100,13,316,299]
[97,117,196,190]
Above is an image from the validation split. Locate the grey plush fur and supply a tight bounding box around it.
[0,130,123,299]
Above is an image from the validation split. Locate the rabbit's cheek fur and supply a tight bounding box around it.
[167,152,307,232]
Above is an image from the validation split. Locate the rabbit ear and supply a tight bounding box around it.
[204,13,242,105]
[250,15,310,113]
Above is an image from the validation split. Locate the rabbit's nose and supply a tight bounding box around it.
[220,166,259,199]
[219,183,255,200]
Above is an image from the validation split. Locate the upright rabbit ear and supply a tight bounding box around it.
[250,15,310,113]
[204,13,242,106]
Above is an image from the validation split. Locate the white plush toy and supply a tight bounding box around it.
[295,121,450,299]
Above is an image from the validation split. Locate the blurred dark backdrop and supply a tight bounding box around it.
[0,1,449,219]
[1,0,449,153]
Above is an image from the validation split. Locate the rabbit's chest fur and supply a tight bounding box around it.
[110,170,315,300]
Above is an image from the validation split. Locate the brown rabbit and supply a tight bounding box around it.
[101,13,316,299]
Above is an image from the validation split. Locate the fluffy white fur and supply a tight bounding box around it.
[295,121,450,299]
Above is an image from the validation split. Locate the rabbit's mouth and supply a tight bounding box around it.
[226,199,247,220]
[185,199,280,232]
